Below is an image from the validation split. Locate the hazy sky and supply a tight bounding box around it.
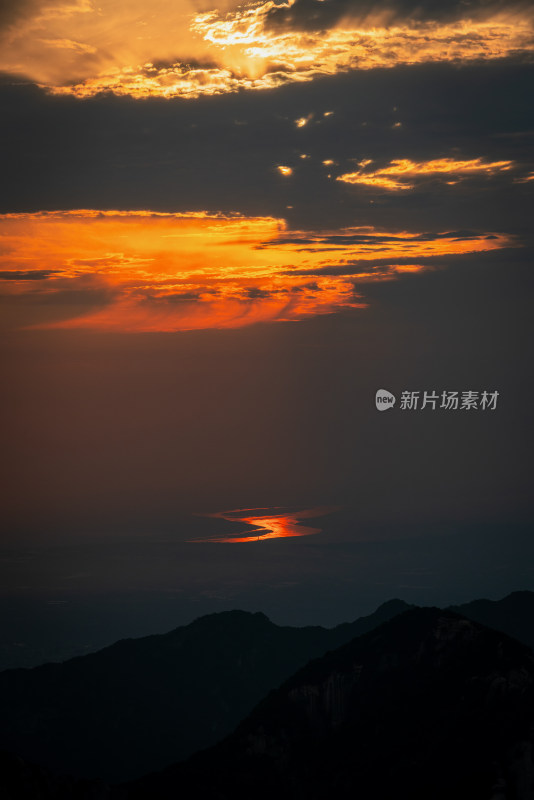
[0,0,533,640]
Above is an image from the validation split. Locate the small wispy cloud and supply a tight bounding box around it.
[337,157,514,190]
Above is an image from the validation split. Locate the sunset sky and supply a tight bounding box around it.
[0,0,533,645]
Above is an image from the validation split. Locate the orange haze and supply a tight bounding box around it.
[0,210,512,332]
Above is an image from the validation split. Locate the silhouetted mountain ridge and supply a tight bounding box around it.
[0,598,411,783]
[124,606,534,799]
[451,589,534,651]
[1,591,533,791]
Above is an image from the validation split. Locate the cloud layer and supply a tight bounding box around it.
[0,0,532,98]
[0,209,513,331]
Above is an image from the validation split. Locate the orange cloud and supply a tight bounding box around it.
[337,157,514,190]
[0,0,532,98]
[0,210,512,332]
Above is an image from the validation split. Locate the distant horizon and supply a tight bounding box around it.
[1,549,532,672]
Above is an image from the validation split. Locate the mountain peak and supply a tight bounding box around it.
[185,609,273,631]
[129,606,534,799]
[373,597,412,615]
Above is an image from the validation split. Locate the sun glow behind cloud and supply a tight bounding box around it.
[0,210,512,332]
[0,0,532,99]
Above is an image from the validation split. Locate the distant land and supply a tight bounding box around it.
[1,594,534,798]
[0,591,533,787]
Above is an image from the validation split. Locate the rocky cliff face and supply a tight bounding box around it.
[125,608,534,800]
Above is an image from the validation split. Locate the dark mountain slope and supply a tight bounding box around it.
[1,591,533,790]
[0,751,108,800]
[123,607,534,800]
[453,590,534,651]
[0,600,409,783]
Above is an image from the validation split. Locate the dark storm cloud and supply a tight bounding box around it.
[141,292,203,304]
[0,282,118,329]
[281,263,392,276]
[32,287,116,305]
[0,285,117,316]
[279,243,527,275]
[149,57,222,73]
[262,230,490,250]
[1,59,532,235]
[265,0,533,33]
[290,281,321,292]
[245,287,274,299]
[0,269,60,280]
